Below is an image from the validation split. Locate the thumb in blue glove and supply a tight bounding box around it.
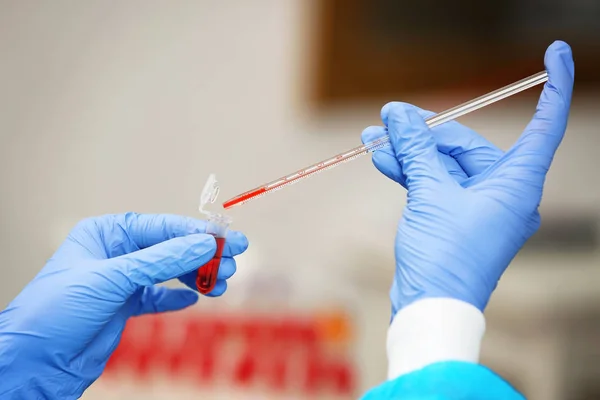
[364,41,574,316]
[0,212,248,400]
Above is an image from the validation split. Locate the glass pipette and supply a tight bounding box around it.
[223,71,549,209]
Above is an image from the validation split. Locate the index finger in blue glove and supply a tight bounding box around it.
[127,213,248,258]
[105,233,217,290]
[490,41,574,180]
[63,213,207,260]
[381,103,504,176]
[64,213,248,261]
[386,103,453,189]
[362,126,468,186]
[126,213,248,257]
[124,213,206,249]
[361,126,409,185]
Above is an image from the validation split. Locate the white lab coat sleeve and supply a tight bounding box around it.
[386,298,486,380]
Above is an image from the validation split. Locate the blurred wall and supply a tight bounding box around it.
[1,0,599,398]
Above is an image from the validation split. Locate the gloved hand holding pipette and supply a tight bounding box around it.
[363,40,573,316]
[360,40,573,399]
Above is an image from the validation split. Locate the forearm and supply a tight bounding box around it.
[362,303,523,399]
[386,298,485,379]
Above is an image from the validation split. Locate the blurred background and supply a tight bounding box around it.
[1,0,599,399]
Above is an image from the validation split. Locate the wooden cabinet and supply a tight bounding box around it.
[312,0,600,106]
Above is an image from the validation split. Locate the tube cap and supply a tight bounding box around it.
[199,173,220,215]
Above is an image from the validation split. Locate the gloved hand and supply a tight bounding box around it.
[361,41,574,316]
[0,212,248,400]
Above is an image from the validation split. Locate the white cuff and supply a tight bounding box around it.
[387,298,486,380]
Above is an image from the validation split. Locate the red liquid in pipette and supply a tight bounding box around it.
[196,237,226,294]
[223,188,266,209]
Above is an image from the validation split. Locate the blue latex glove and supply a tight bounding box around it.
[361,41,574,315]
[0,213,248,399]
[360,361,525,400]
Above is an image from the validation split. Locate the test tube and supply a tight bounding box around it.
[196,213,232,294]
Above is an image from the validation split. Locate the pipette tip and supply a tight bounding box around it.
[222,187,267,209]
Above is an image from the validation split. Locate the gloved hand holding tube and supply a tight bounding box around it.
[0,213,248,399]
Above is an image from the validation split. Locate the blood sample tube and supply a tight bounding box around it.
[196,173,233,295]
[196,212,231,294]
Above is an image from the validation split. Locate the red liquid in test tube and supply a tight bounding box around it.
[196,236,226,294]
[197,174,231,294]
